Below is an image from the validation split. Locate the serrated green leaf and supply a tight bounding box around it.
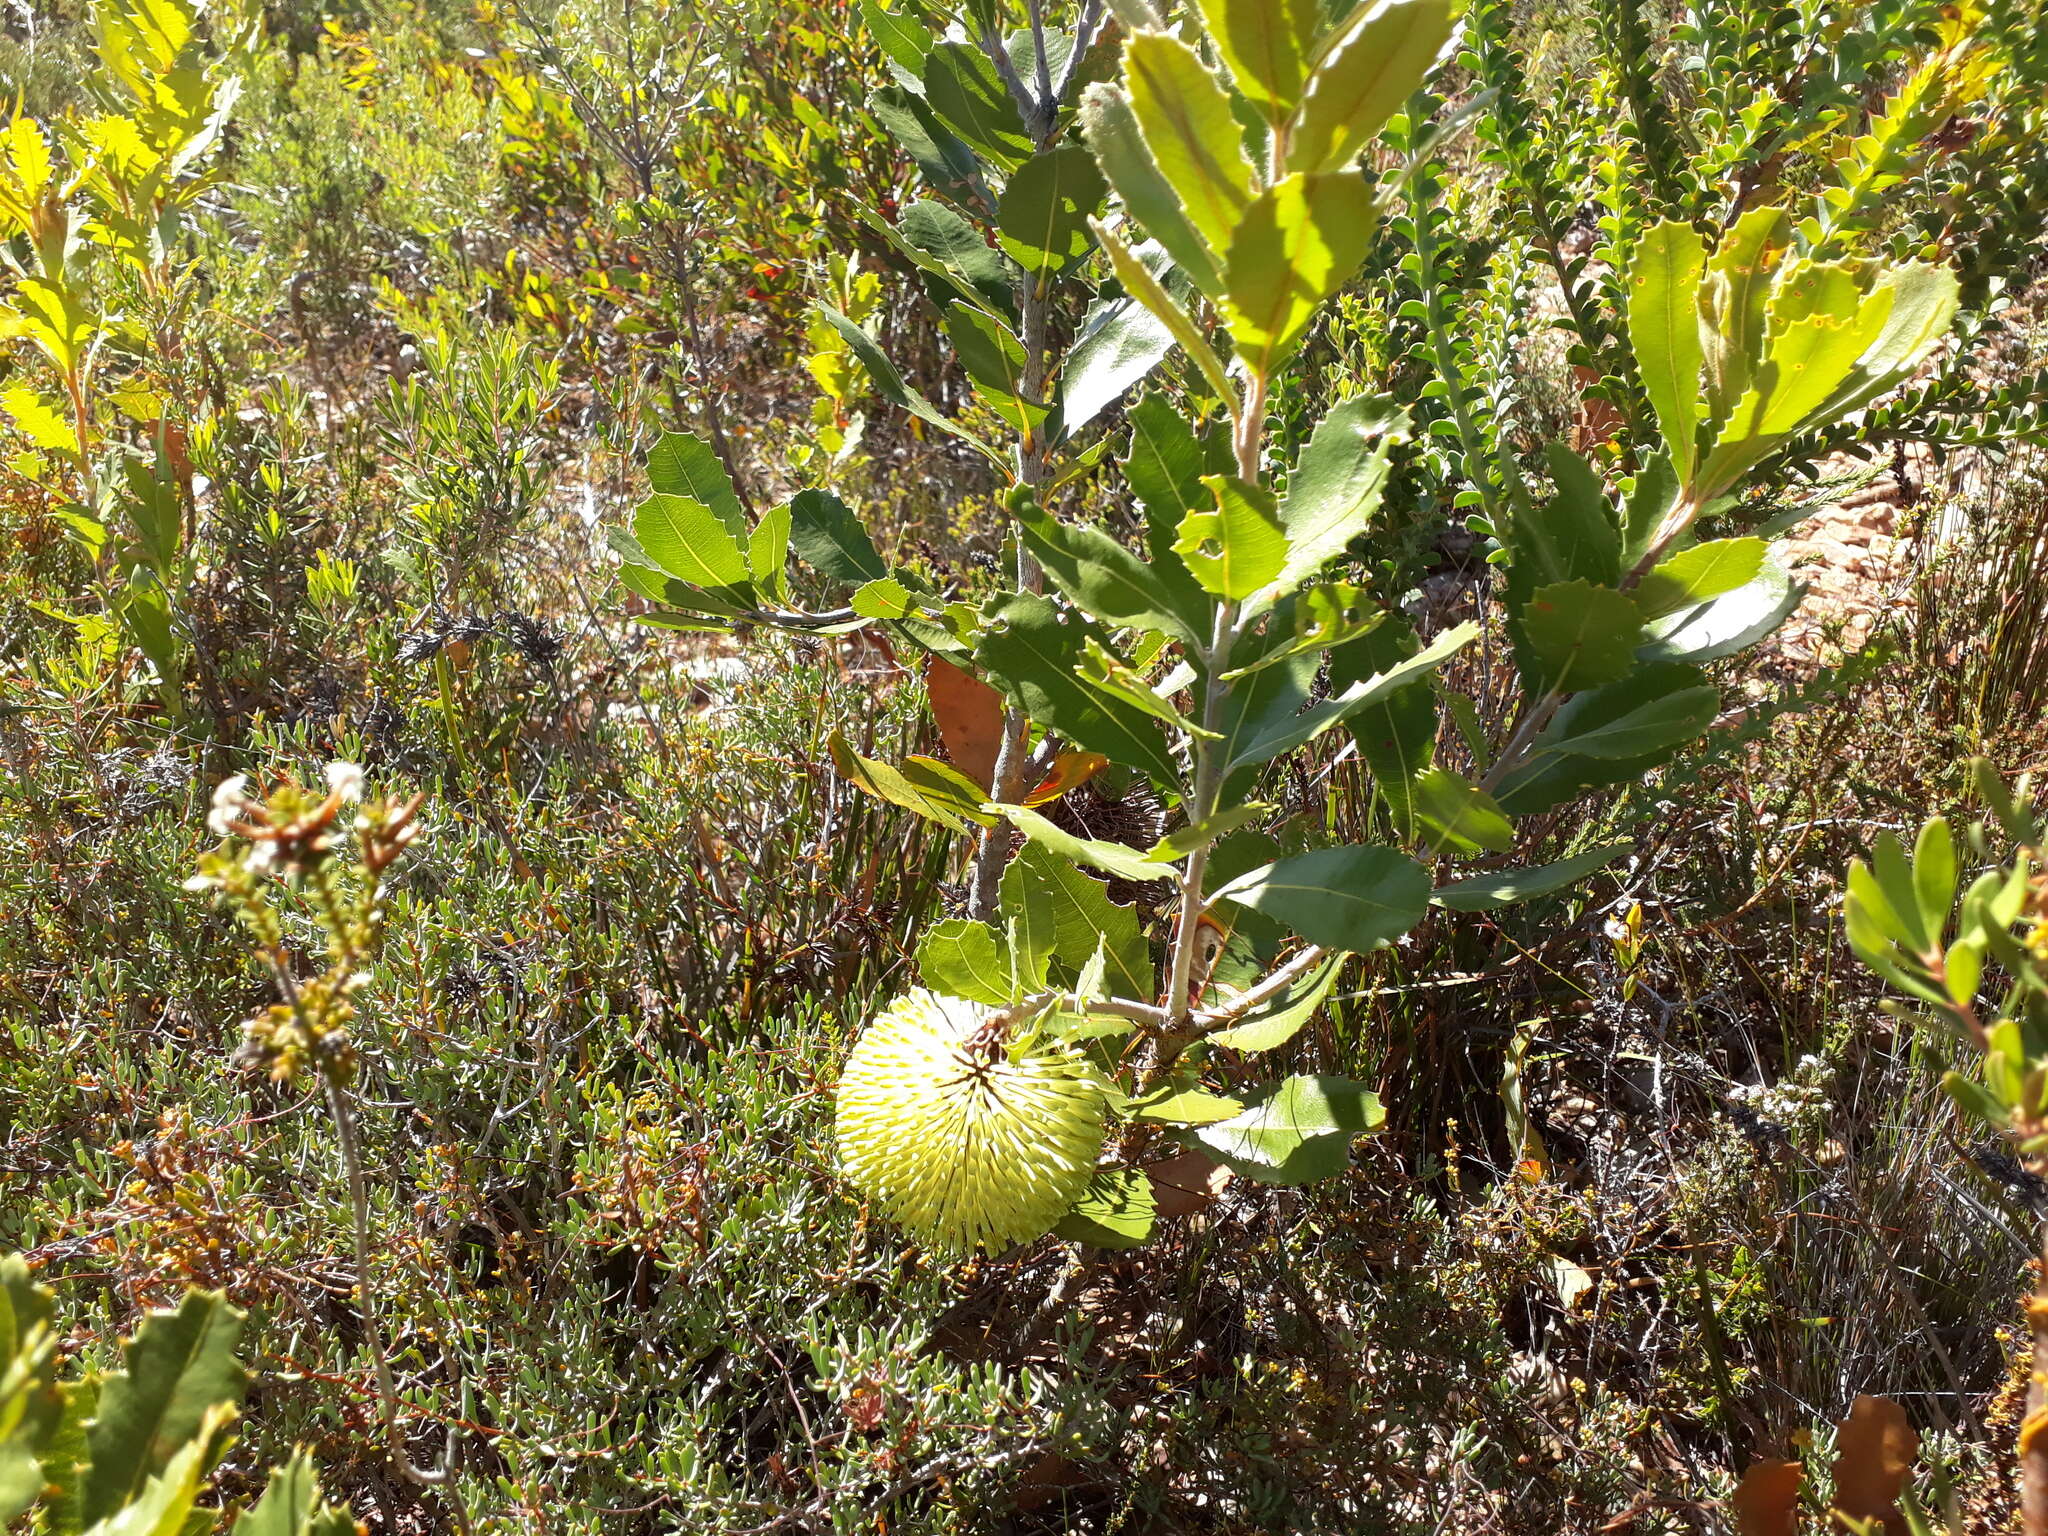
[634,494,753,594]
[233,1452,351,1536]
[1512,443,1619,589]
[871,86,993,216]
[1334,616,1434,840]
[1412,767,1514,854]
[997,804,1174,882]
[748,499,791,602]
[82,1293,245,1528]
[10,275,95,376]
[1058,274,1176,435]
[1150,802,1271,859]
[975,592,1181,782]
[860,0,933,88]
[1208,950,1344,1052]
[1223,171,1379,378]
[787,488,889,587]
[1285,0,1457,173]
[828,732,996,832]
[917,919,1018,1005]
[850,577,916,618]
[1124,1086,1245,1125]
[1122,33,1256,260]
[85,1417,221,1536]
[1699,205,1791,431]
[1016,501,1208,646]
[1493,663,1715,814]
[1627,220,1708,485]
[1193,0,1313,114]
[1634,537,1767,622]
[816,305,999,461]
[647,432,745,540]
[1076,637,1210,734]
[1077,82,1224,297]
[1226,618,1475,771]
[1177,475,1289,600]
[1225,582,1385,679]
[1519,579,1643,691]
[1268,394,1405,602]
[1638,557,1803,664]
[1091,218,1236,407]
[1808,261,1958,423]
[1752,288,1894,437]
[1,385,80,455]
[1004,842,1151,998]
[37,1374,95,1536]
[1,1259,58,1524]
[895,198,1018,312]
[922,42,1033,167]
[943,302,1047,434]
[1535,684,1720,760]
[1125,391,1227,564]
[1191,1074,1384,1182]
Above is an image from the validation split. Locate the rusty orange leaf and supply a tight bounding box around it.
[1023,751,1110,807]
[1730,1459,1802,1536]
[923,655,1004,791]
[1831,1395,1917,1535]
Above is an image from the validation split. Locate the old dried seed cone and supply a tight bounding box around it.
[836,989,1106,1253]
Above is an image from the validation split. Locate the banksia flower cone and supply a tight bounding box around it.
[836,989,1106,1253]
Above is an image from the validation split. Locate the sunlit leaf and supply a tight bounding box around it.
[1077,82,1224,297]
[1176,475,1288,600]
[828,731,996,831]
[1054,1167,1157,1248]
[1285,0,1457,173]
[1626,220,1708,485]
[1122,33,1256,260]
[1223,171,1379,378]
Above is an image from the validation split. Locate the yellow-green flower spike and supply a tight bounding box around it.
[836,989,1107,1253]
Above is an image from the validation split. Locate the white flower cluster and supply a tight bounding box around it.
[1726,1054,1833,1140]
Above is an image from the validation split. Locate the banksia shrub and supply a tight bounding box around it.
[836,990,1107,1253]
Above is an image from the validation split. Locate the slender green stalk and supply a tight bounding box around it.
[1160,372,1268,1027]
[968,37,1061,922]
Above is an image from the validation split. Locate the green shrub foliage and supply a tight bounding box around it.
[616,0,1971,1252]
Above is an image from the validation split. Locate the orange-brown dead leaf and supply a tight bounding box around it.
[923,656,1004,791]
[1730,1459,1802,1536]
[1831,1394,1917,1534]
[1572,364,1625,451]
[1023,750,1109,806]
